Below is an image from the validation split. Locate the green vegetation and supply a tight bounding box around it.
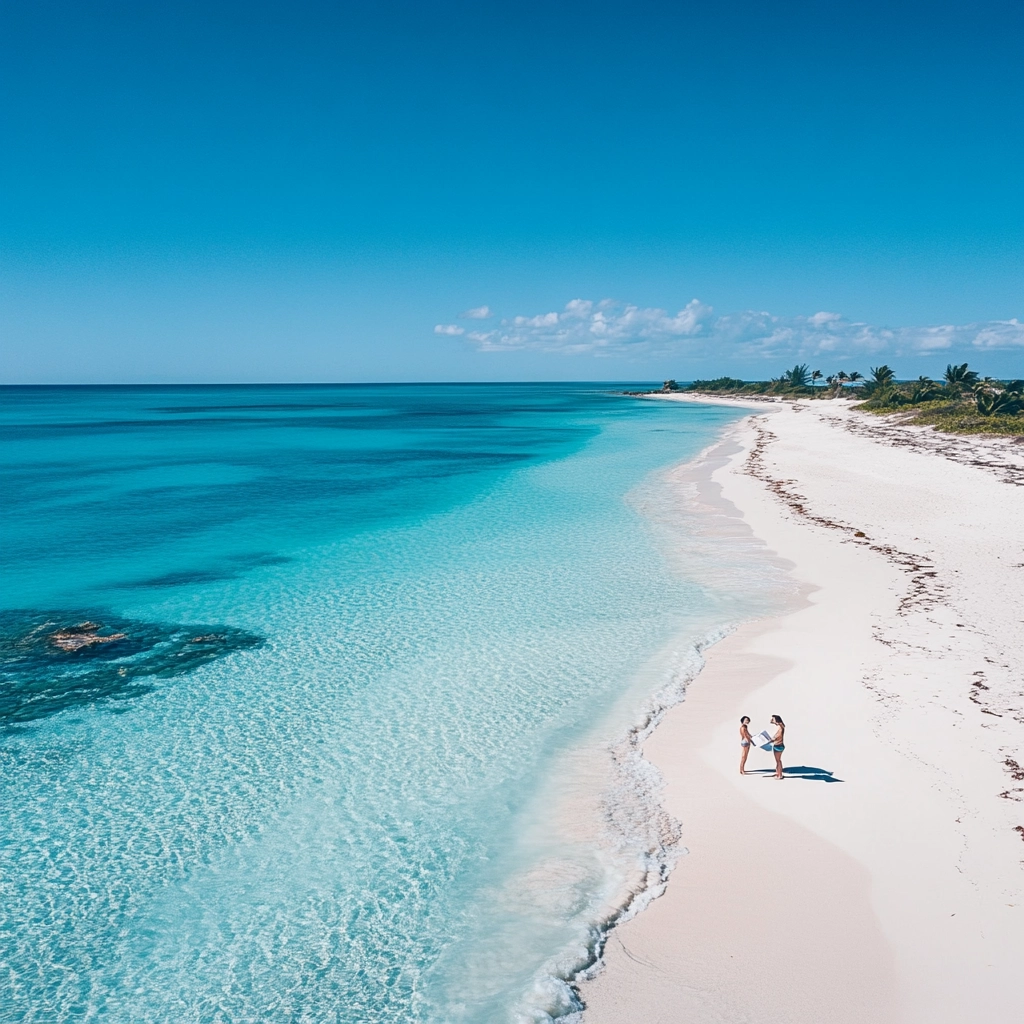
[857,365,1023,433]
[861,390,1024,434]
[671,365,820,396]
[867,364,895,389]
[943,361,980,394]
[784,363,813,388]
[657,362,1024,436]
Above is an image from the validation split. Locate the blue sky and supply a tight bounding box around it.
[1,0,1021,382]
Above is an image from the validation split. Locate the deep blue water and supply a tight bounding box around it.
[0,384,767,1023]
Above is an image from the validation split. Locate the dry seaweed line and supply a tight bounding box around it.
[835,409,1024,488]
[743,419,943,615]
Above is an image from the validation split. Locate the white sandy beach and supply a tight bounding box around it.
[581,397,1024,1024]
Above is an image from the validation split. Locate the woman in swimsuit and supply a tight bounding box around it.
[770,715,785,779]
[739,716,754,775]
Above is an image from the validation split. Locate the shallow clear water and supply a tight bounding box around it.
[0,384,775,1023]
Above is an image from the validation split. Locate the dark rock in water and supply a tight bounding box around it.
[0,610,263,725]
[49,622,128,651]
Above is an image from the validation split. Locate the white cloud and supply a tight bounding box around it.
[446,298,1024,361]
[434,324,465,336]
[463,298,714,356]
[967,318,1024,349]
[460,305,492,319]
[513,311,560,328]
[808,311,842,326]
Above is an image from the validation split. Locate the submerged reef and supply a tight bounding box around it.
[0,610,263,725]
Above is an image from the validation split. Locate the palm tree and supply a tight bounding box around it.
[782,363,812,389]
[909,376,941,404]
[859,365,895,398]
[847,371,864,384]
[944,363,979,394]
[811,369,823,388]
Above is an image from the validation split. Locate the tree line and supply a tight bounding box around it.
[662,363,1023,418]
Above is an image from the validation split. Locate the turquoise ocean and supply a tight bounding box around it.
[0,384,783,1023]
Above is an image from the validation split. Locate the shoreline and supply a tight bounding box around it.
[519,429,792,1022]
[578,398,1024,1023]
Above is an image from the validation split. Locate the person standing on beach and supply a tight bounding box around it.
[739,716,754,774]
[770,715,786,779]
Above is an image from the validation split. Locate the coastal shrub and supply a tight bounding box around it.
[974,380,1024,416]
[856,393,1024,435]
[682,377,752,392]
[915,408,1024,435]
[909,377,942,404]
[859,386,901,409]
[683,378,784,395]
[681,369,846,398]
[860,377,946,409]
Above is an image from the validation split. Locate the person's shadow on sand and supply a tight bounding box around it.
[747,765,844,782]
